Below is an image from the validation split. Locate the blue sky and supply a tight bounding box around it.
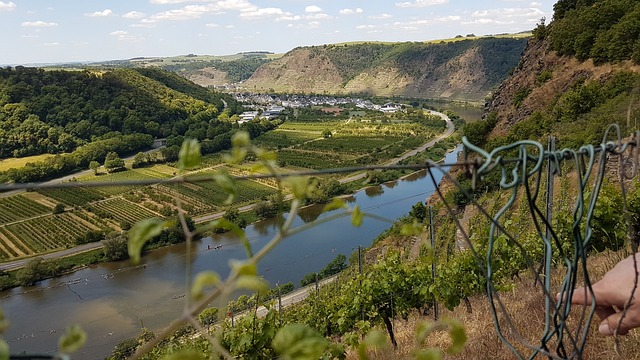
[0,0,555,65]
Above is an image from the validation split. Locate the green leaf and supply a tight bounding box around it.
[255,148,277,162]
[322,198,347,213]
[0,310,9,335]
[235,275,268,292]
[286,177,313,201]
[213,218,251,256]
[272,324,329,360]
[231,131,251,147]
[363,329,388,350]
[178,138,201,170]
[415,321,435,346]
[0,340,8,360]
[191,271,220,301]
[58,325,87,354]
[128,218,170,264]
[230,260,257,276]
[212,171,237,205]
[351,205,364,227]
[444,319,467,354]
[414,349,443,360]
[163,350,206,360]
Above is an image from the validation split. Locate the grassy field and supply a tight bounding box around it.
[0,154,57,171]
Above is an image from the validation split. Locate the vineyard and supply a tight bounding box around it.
[0,195,51,225]
[0,212,98,259]
[37,187,105,207]
[88,198,162,225]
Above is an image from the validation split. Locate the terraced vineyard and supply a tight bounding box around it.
[89,198,162,225]
[253,130,319,149]
[81,168,171,196]
[0,212,97,259]
[0,195,51,225]
[37,187,105,207]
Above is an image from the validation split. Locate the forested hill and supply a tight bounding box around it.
[242,37,528,101]
[476,0,640,150]
[0,67,240,158]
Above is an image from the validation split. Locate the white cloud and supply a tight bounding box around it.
[471,7,544,19]
[339,8,363,15]
[0,1,16,11]
[369,13,392,19]
[530,2,542,6]
[435,15,460,22]
[130,19,157,28]
[151,1,254,21]
[205,23,219,27]
[308,21,320,28]
[123,11,146,19]
[109,30,144,42]
[305,5,322,13]
[21,34,39,38]
[42,42,60,47]
[85,9,113,17]
[356,24,378,30]
[21,21,58,27]
[305,13,331,20]
[396,0,448,8]
[240,7,290,19]
[276,14,302,21]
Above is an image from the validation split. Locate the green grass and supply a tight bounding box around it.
[0,154,58,171]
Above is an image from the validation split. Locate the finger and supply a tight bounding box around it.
[600,304,640,336]
[564,286,598,306]
[595,305,616,321]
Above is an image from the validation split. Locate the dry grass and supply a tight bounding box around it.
[349,250,640,360]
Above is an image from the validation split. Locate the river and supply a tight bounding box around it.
[1,147,461,359]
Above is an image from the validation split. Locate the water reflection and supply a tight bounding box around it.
[364,185,384,197]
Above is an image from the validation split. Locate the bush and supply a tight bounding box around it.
[53,203,65,214]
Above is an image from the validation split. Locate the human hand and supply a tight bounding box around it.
[563,254,640,336]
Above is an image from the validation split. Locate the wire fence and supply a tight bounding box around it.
[1,124,639,359]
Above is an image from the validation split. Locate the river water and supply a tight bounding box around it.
[1,147,461,359]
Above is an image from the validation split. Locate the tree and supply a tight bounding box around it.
[131,152,146,168]
[409,202,427,222]
[103,233,129,261]
[322,129,332,138]
[53,203,65,214]
[89,160,100,175]
[104,151,125,173]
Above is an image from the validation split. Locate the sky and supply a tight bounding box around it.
[0,0,555,66]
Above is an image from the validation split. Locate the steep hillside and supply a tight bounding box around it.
[243,38,528,101]
[480,0,640,149]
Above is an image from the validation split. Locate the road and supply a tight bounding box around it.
[337,110,454,184]
[0,113,455,270]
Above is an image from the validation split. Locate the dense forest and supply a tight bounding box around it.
[0,66,279,183]
[546,0,640,64]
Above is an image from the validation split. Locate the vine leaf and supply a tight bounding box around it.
[415,321,435,346]
[0,340,8,360]
[178,138,201,170]
[58,325,87,354]
[212,170,237,205]
[414,349,443,360]
[351,205,364,227]
[191,271,221,301]
[444,318,467,354]
[213,219,251,256]
[286,177,314,201]
[128,218,171,264]
[272,324,329,360]
[322,198,347,213]
[235,275,268,292]
[0,310,8,335]
[230,260,257,276]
